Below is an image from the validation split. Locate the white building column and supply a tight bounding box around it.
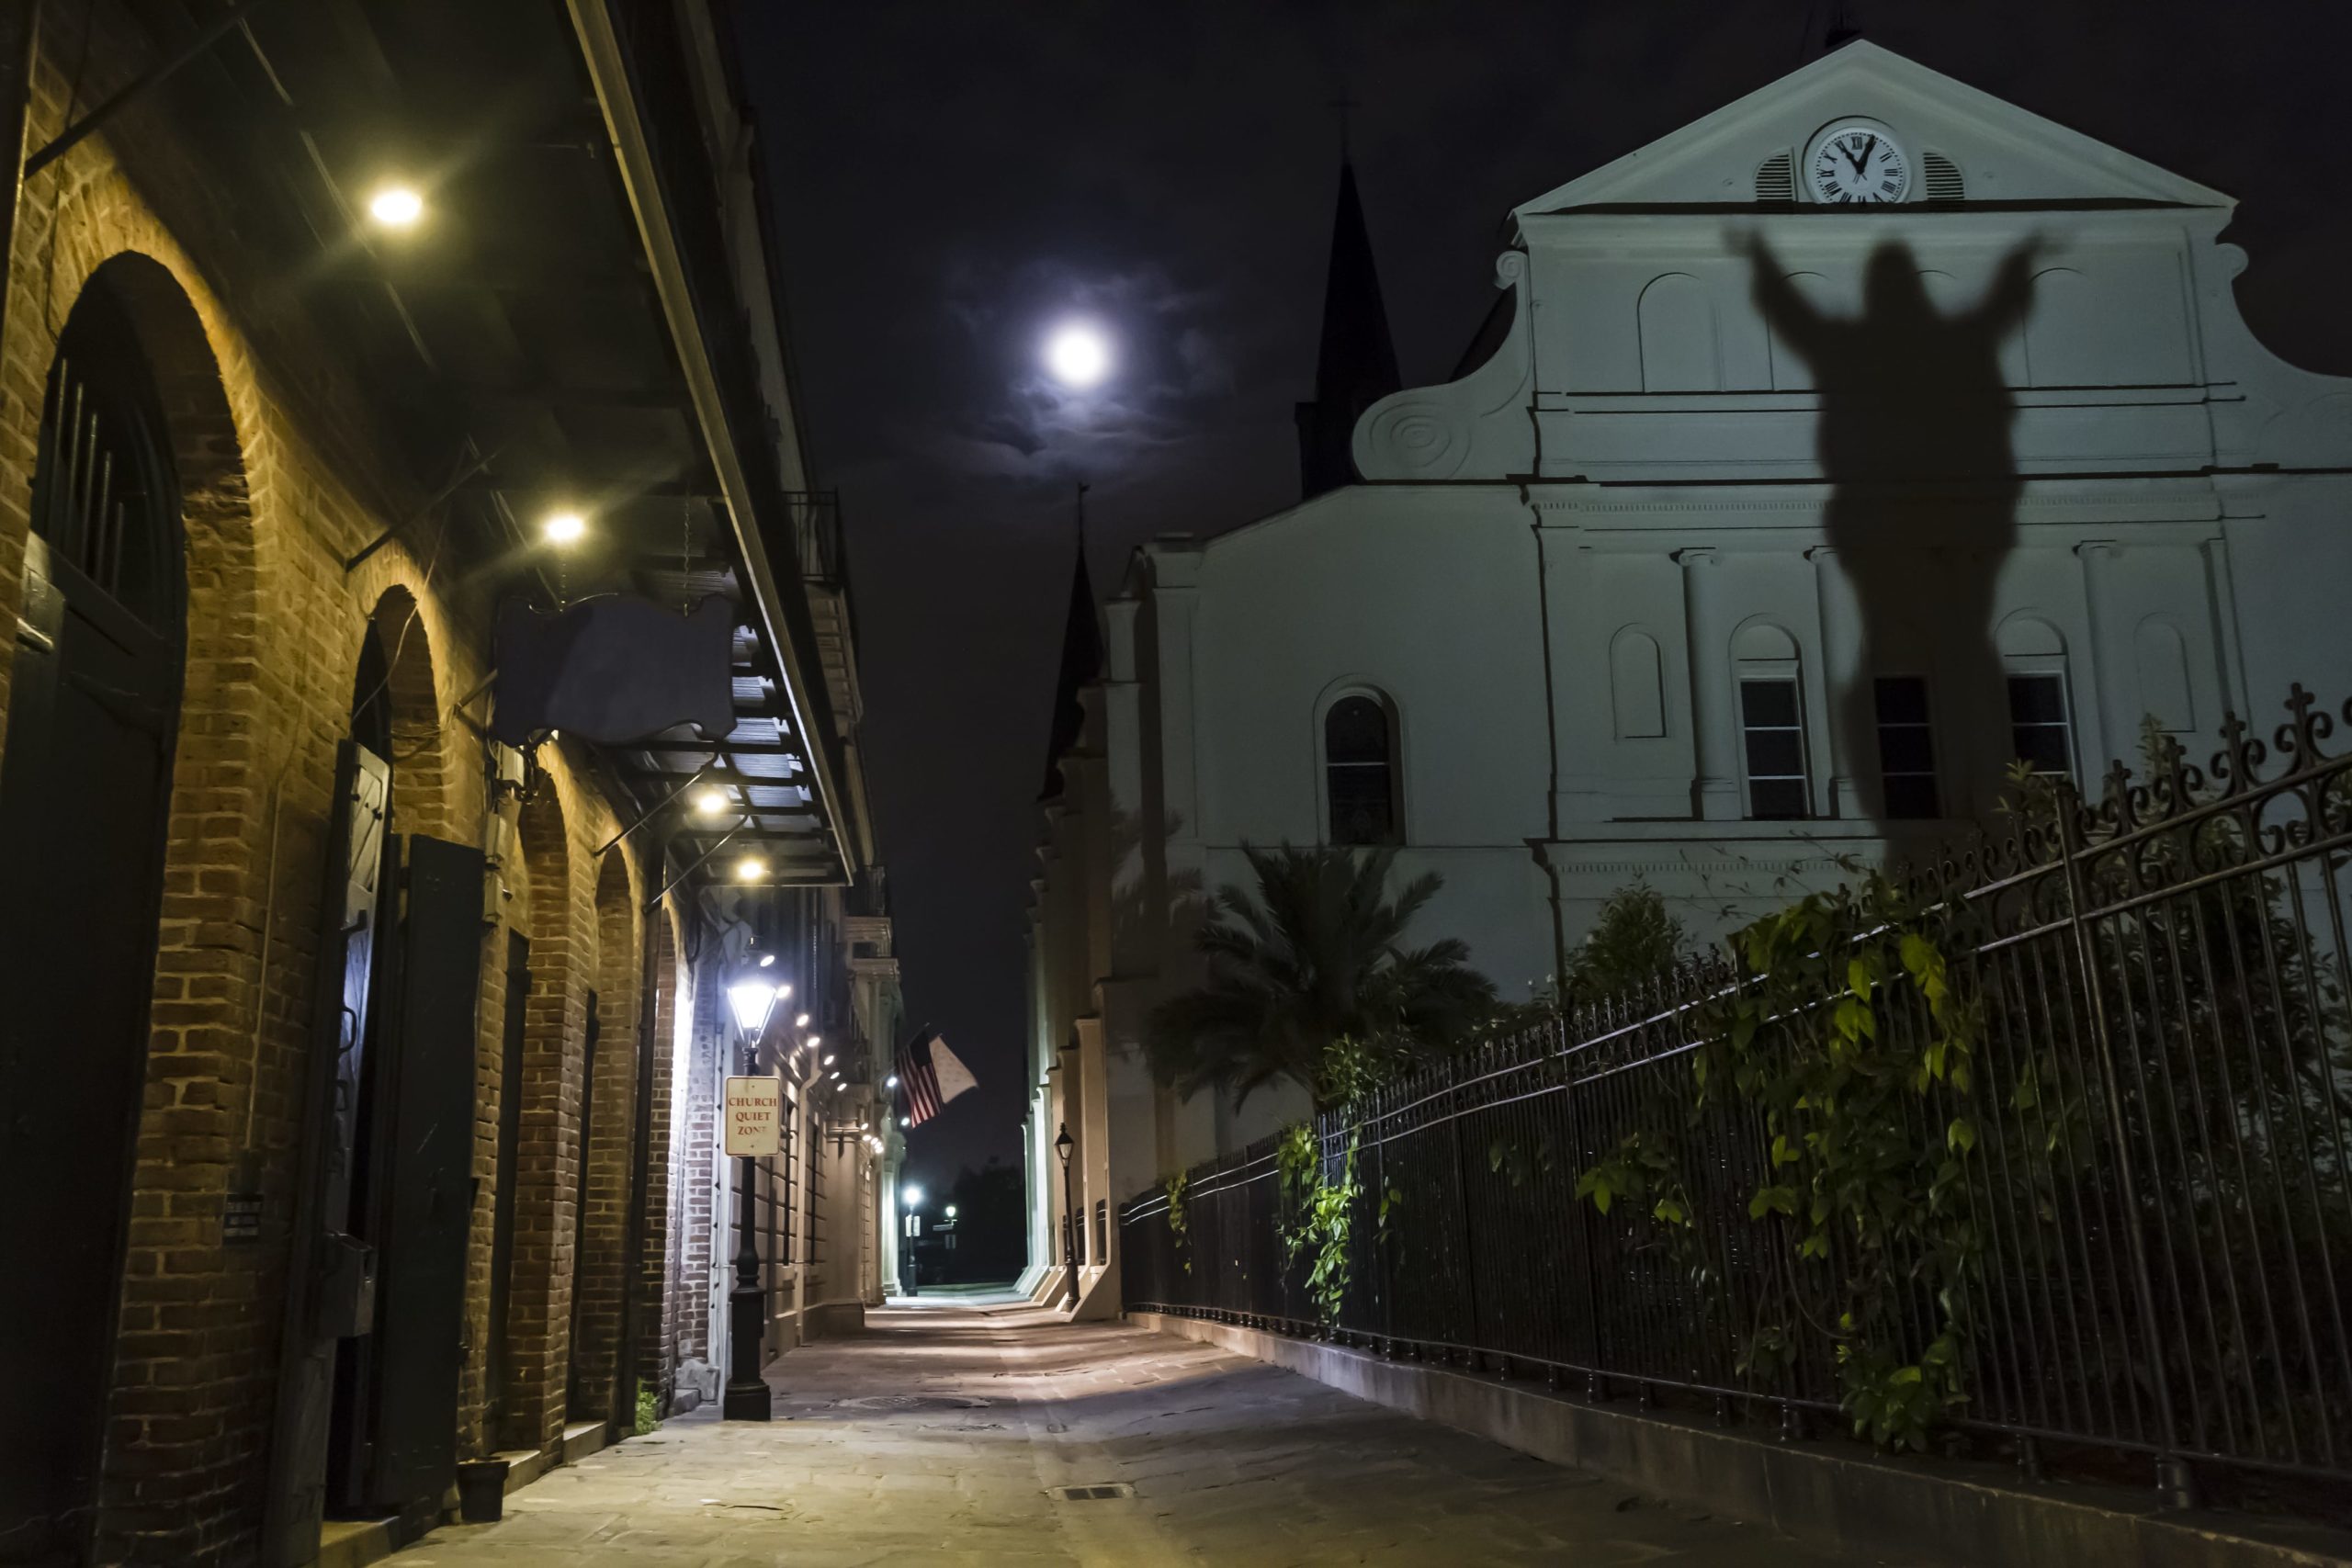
[2075,539,2124,773]
[1808,545,1866,818]
[1678,547,1740,819]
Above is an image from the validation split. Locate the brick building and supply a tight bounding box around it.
[0,3,899,1564]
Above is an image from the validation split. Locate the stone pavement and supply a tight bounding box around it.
[390,1304,1895,1566]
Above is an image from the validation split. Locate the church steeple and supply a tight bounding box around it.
[1039,483,1104,802]
[1295,156,1401,502]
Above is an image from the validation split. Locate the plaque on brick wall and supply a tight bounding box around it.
[724,1076,782,1157]
[223,1192,263,1244]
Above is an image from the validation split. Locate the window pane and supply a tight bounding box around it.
[1737,677,1806,819]
[2007,674,2072,777]
[1325,696,1390,763]
[2014,725,2071,777]
[1750,779,1808,819]
[2007,675,2065,725]
[1744,728,1804,778]
[1883,773,1940,820]
[1873,676,1928,725]
[1879,728,1934,774]
[1740,680,1799,728]
[1328,763,1394,846]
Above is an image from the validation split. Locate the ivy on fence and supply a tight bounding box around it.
[1576,871,1985,1451]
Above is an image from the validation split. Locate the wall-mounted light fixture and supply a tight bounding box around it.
[368,184,424,229]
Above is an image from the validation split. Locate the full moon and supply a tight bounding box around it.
[1044,321,1111,388]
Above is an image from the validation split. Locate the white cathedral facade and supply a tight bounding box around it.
[1017,42,2352,1310]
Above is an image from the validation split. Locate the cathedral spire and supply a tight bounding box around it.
[1294,152,1401,502]
[1822,0,1862,51]
[1039,482,1103,802]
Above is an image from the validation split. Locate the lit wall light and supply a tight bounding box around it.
[795,1014,810,1029]
[821,1054,835,1067]
[885,1074,899,1089]
[693,785,728,816]
[757,953,775,968]
[541,510,587,547]
[899,1116,911,1128]
[368,184,424,229]
[734,856,766,882]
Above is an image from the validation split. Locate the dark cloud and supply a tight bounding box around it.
[737,1,2352,1191]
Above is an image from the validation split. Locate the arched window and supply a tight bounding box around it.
[1733,623,1808,819]
[31,279,180,631]
[1324,693,1399,847]
[1998,615,2075,781]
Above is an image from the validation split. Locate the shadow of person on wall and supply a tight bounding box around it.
[1737,232,2045,833]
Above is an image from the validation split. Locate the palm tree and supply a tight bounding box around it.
[1145,845,1498,1110]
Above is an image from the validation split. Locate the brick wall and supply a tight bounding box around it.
[671,966,725,1376]
[571,853,641,1427]
[0,5,691,1557]
[640,910,684,1413]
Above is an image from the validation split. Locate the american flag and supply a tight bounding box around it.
[896,1028,976,1128]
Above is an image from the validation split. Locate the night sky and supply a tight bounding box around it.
[736,2,2352,1193]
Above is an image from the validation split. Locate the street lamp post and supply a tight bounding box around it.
[1055,1123,1079,1311]
[722,973,785,1421]
[901,1185,923,1297]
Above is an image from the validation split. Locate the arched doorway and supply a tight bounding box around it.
[0,265,190,1556]
[286,592,483,1537]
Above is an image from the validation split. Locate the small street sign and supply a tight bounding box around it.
[222,1193,263,1244]
[724,1075,782,1156]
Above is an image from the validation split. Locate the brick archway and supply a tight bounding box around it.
[495,776,587,1452]
[571,850,642,1428]
[0,247,266,1562]
[356,585,451,838]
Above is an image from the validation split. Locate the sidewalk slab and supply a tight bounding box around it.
[389,1304,1885,1565]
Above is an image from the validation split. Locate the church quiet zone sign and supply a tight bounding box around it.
[724,1075,783,1156]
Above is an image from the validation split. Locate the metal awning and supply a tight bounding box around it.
[90,0,852,890]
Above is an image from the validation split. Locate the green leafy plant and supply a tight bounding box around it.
[1164,1170,1192,1274]
[1577,872,1984,1452]
[1276,1121,1362,1324]
[634,1379,660,1436]
[1564,878,1688,1004]
[1146,846,1498,1110]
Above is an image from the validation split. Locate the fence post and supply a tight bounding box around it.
[1448,1097,1482,1366]
[1374,1099,1395,1353]
[2056,786,2193,1508]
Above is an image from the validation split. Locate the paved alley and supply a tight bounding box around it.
[390,1305,1884,1567]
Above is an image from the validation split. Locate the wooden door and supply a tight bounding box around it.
[0,537,182,1564]
[261,741,390,1567]
[358,835,486,1521]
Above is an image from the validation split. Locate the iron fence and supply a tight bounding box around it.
[1123,686,2352,1505]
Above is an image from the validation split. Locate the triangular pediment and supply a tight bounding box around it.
[1515,42,2230,215]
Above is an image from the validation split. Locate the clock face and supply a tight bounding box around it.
[1806,123,1911,205]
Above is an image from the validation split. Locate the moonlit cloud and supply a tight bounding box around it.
[926,257,1239,488]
